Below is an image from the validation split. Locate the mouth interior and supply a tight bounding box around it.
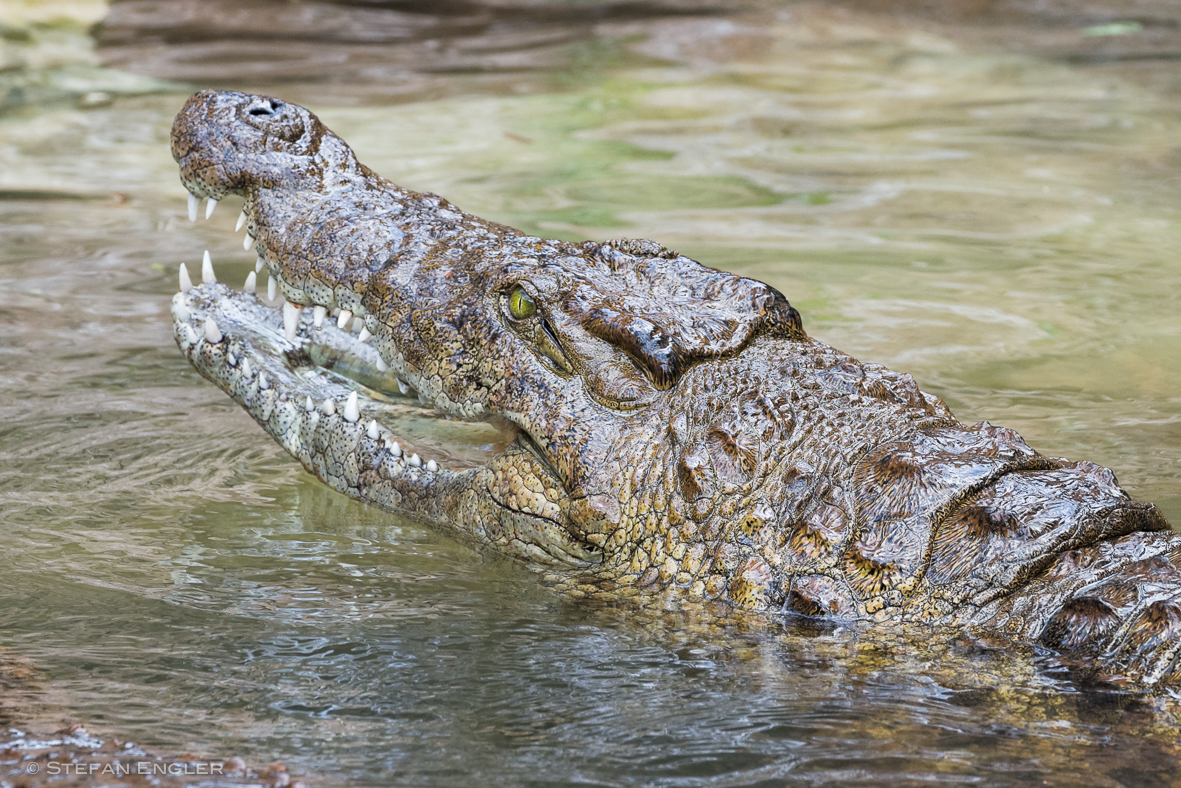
[308,344,520,469]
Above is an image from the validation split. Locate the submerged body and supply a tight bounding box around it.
[170,90,1180,689]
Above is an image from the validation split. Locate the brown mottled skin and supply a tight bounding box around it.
[170,90,1181,690]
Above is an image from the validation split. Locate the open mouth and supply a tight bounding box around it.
[172,212,515,474]
[166,88,625,570]
[168,195,600,567]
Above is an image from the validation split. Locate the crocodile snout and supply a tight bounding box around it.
[171,89,323,206]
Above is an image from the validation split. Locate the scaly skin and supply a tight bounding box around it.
[170,90,1181,690]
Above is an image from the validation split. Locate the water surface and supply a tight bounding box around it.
[2,1,1181,784]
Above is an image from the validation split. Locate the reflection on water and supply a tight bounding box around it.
[94,0,724,105]
[2,0,1181,784]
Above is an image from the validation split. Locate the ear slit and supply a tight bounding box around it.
[541,318,562,350]
[539,318,574,374]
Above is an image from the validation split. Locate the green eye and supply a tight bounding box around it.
[508,286,536,320]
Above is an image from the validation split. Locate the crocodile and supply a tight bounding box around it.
[169,89,1181,690]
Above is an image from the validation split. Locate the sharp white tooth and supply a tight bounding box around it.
[282,301,300,341]
[375,358,389,372]
[337,309,352,330]
[202,250,216,284]
[426,459,438,472]
[171,292,191,321]
[187,192,199,222]
[243,233,254,251]
[182,324,199,345]
[357,326,372,343]
[343,391,360,423]
[367,420,379,440]
[267,275,277,302]
[226,351,237,366]
[258,371,268,390]
[205,197,218,220]
[322,398,336,415]
[397,378,410,395]
[244,271,257,293]
[305,395,315,412]
[242,358,251,376]
[256,256,265,273]
[204,317,222,343]
[386,440,402,457]
[313,305,327,328]
[236,211,247,232]
[408,453,422,468]
[178,262,193,293]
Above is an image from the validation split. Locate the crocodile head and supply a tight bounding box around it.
[170,89,815,572]
[171,90,1173,647]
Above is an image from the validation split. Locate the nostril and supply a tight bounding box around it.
[247,99,280,117]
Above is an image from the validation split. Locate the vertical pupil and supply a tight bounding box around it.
[511,288,534,318]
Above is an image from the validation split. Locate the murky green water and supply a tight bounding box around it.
[3,1,1181,784]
